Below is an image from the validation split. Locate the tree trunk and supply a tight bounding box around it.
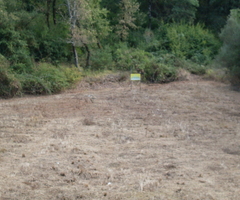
[66,0,80,70]
[148,0,152,29]
[46,0,52,28]
[83,43,91,68]
[97,41,102,49]
[96,37,102,49]
[72,44,80,69]
[52,0,57,25]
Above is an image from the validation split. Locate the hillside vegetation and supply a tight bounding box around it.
[1,0,240,97]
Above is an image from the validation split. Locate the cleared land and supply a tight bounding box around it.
[0,75,240,200]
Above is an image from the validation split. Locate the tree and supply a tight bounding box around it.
[115,0,140,41]
[216,9,240,83]
[65,0,110,68]
[197,0,240,32]
[0,0,32,70]
[46,0,58,26]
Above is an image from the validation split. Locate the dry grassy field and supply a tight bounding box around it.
[0,75,240,200]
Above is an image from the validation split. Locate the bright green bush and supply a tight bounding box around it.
[115,45,153,72]
[62,66,82,85]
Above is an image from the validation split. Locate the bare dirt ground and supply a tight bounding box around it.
[0,75,240,200]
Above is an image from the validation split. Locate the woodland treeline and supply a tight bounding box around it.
[1,0,240,97]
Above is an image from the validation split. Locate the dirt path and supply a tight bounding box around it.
[0,77,240,200]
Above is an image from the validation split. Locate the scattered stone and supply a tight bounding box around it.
[60,172,66,176]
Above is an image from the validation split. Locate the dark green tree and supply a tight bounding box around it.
[197,0,240,32]
[216,9,240,83]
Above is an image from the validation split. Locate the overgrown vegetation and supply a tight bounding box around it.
[215,9,240,85]
[0,61,81,98]
[1,0,240,98]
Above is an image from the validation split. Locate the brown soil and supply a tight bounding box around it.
[0,76,240,200]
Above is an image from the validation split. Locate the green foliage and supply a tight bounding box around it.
[197,0,240,32]
[19,74,51,95]
[154,53,208,75]
[0,55,21,98]
[144,62,177,83]
[165,23,220,65]
[90,46,114,71]
[62,66,82,85]
[217,9,240,68]
[216,9,240,84]
[165,0,199,23]
[0,1,33,69]
[1,0,235,97]
[18,63,81,95]
[115,45,152,71]
[28,16,70,64]
[179,60,207,75]
[115,0,139,41]
[0,26,32,68]
[114,46,177,82]
[138,0,199,26]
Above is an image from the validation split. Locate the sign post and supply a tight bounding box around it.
[130,73,141,90]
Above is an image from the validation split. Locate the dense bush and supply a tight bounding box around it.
[165,23,220,65]
[0,69,21,98]
[0,59,82,98]
[144,62,177,83]
[19,74,51,95]
[0,28,32,70]
[0,55,21,98]
[90,46,114,71]
[114,46,177,83]
[115,45,153,71]
[148,52,208,75]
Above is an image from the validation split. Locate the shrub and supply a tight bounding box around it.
[19,74,51,95]
[0,56,21,98]
[18,63,81,95]
[62,66,82,85]
[115,45,153,72]
[144,62,177,83]
[165,23,220,65]
[90,46,114,71]
[34,64,70,93]
[0,27,32,69]
[152,53,208,75]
